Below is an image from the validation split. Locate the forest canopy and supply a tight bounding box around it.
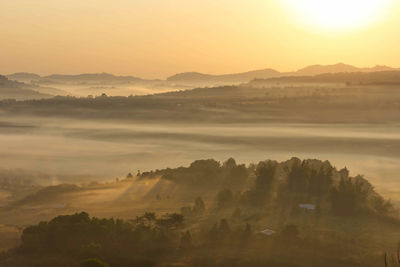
[1,157,398,267]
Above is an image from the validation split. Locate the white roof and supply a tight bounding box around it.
[258,229,276,236]
[299,204,316,210]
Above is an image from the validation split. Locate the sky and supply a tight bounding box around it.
[1,0,400,79]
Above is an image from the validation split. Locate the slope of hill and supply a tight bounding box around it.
[39,73,152,85]
[167,64,400,86]
[167,68,281,85]
[251,70,400,85]
[5,64,400,96]
[1,158,398,267]
[7,72,151,85]
[7,72,41,83]
[0,75,52,100]
[296,63,398,76]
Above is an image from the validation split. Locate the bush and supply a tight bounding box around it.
[81,258,109,267]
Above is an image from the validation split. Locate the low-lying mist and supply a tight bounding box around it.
[1,115,400,203]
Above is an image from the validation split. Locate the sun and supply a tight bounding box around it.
[283,0,395,30]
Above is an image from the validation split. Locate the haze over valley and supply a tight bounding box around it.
[2,0,400,266]
[1,66,400,207]
[3,63,400,99]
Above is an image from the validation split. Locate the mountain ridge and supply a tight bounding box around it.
[295,63,398,76]
[5,63,400,91]
[250,70,400,85]
[7,63,399,85]
[167,68,281,84]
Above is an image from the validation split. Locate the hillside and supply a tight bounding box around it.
[0,75,52,100]
[2,75,400,124]
[0,158,399,267]
[39,73,149,85]
[167,63,400,86]
[6,73,41,83]
[7,63,400,90]
[295,63,398,76]
[251,70,400,85]
[167,68,281,85]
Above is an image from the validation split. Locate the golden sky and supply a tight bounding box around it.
[1,0,400,78]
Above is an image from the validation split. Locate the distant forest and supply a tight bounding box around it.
[1,81,400,123]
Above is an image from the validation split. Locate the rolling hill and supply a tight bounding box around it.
[250,70,400,85]
[167,68,281,85]
[39,73,150,85]
[166,63,400,86]
[6,63,400,95]
[0,75,65,100]
[6,72,41,83]
[295,63,398,76]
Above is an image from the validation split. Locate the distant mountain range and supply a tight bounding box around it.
[251,70,400,85]
[295,63,397,76]
[7,63,399,86]
[166,63,399,85]
[3,63,400,99]
[6,72,154,85]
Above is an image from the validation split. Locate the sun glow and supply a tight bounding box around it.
[284,0,395,30]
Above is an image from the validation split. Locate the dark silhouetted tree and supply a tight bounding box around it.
[216,189,234,209]
[193,197,205,215]
[248,160,277,206]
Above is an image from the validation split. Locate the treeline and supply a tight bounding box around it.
[2,212,183,266]
[1,84,399,124]
[0,211,380,267]
[143,158,393,217]
[0,94,215,122]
